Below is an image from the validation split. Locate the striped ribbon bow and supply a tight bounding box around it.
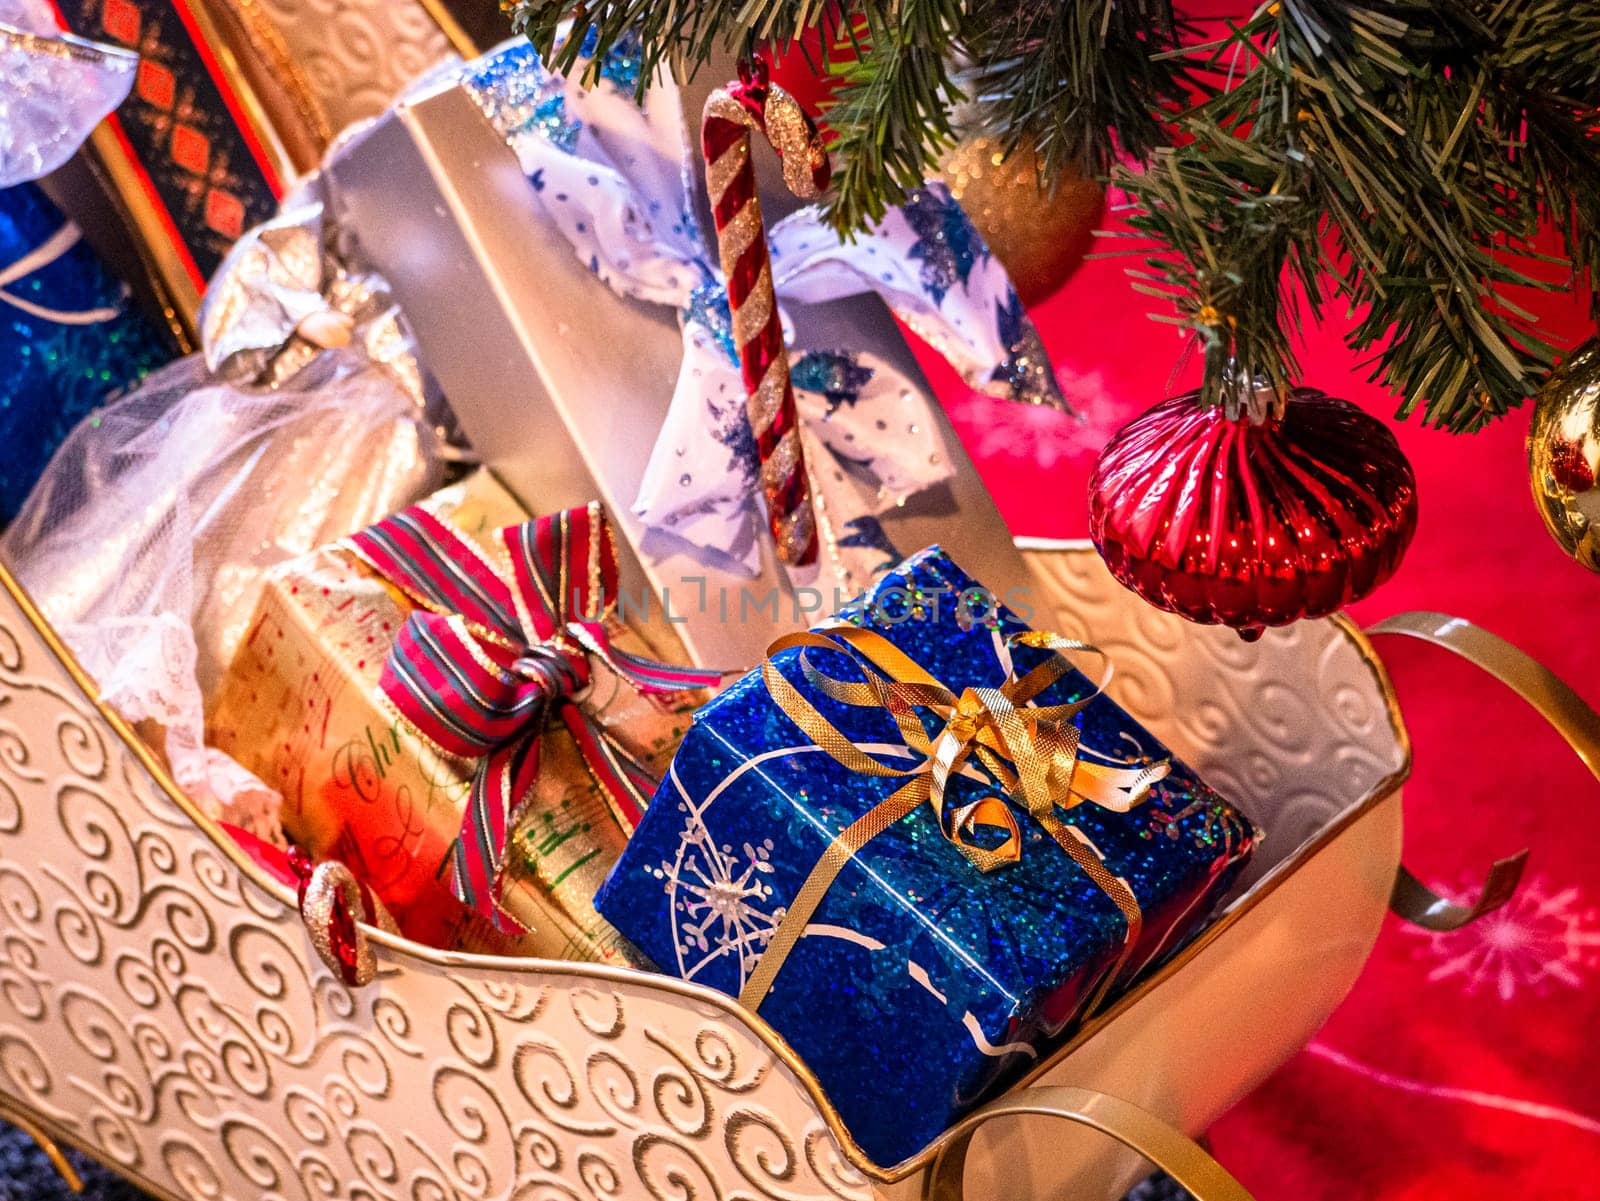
[344,501,721,930]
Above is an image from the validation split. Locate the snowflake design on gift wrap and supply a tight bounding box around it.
[1403,873,1600,1001]
[792,350,875,411]
[652,803,787,985]
[902,185,988,306]
[988,288,1060,407]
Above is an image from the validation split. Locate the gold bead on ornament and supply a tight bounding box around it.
[939,136,1104,306]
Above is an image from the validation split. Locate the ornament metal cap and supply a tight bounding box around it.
[1219,368,1287,425]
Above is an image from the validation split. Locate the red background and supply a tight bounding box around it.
[897,5,1600,1192]
[742,6,1598,1190]
[937,240,1600,1201]
[895,62,1600,1199]
[779,5,1600,1191]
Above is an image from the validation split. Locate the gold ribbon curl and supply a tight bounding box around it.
[739,626,1170,1012]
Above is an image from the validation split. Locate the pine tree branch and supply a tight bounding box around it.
[505,0,1193,234]
[960,0,1190,178]
[1115,0,1600,431]
[818,2,966,231]
[504,0,1600,431]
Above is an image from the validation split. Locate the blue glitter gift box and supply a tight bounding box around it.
[596,546,1257,1168]
[1,182,170,521]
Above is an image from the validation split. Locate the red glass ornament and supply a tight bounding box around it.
[1088,387,1419,640]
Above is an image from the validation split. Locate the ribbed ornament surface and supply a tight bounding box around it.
[1089,388,1418,638]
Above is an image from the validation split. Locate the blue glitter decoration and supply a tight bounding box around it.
[578,27,645,94]
[531,94,581,153]
[598,547,1256,1168]
[465,45,583,152]
[989,286,1060,406]
[681,276,738,365]
[0,182,170,522]
[791,350,875,411]
[902,183,988,306]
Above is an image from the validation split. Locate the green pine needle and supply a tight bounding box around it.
[506,0,1190,233]
[505,0,1600,431]
[1115,0,1600,429]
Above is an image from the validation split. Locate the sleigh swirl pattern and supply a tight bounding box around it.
[0,545,1413,1200]
[0,585,871,1201]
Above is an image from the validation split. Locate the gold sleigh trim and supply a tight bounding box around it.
[0,544,1415,1187]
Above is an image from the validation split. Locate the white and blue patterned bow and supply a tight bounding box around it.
[460,38,1070,582]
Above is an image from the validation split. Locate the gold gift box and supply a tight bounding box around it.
[207,470,698,961]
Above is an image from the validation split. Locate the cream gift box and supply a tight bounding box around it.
[321,40,1045,669]
[206,469,704,962]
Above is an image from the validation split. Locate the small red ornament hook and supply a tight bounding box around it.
[288,845,314,892]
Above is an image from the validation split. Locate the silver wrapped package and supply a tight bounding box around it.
[323,39,1062,668]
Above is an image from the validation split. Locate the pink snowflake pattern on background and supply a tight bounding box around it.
[1404,873,1600,1001]
[949,364,1127,469]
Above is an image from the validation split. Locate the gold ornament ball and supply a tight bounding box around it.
[940,137,1104,307]
[1528,338,1600,571]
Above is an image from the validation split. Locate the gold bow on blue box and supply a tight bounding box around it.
[596,545,1258,1169]
[745,623,1171,1013]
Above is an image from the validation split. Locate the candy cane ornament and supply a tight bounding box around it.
[702,57,832,567]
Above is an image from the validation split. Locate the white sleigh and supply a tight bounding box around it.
[1,539,1590,1201]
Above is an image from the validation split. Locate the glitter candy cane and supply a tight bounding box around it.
[702,57,831,567]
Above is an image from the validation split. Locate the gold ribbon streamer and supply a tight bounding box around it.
[739,626,1170,1012]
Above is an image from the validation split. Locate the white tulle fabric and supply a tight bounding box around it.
[2,252,444,844]
[0,0,137,188]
